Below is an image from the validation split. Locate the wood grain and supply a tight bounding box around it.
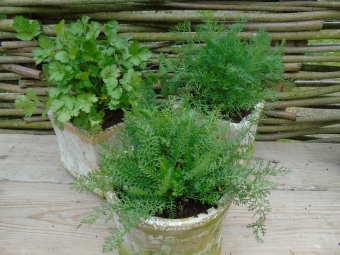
[1,134,340,254]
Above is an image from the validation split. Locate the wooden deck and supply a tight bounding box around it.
[1,134,339,255]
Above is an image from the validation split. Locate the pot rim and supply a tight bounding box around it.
[106,192,231,231]
[47,110,125,143]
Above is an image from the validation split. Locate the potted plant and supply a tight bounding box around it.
[12,16,154,180]
[74,102,288,254]
[166,18,285,155]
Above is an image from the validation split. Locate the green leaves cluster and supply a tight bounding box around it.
[167,18,285,118]
[13,15,153,133]
[74,102,288,252]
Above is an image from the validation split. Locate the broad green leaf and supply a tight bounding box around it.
[71,16,90,35]
[104,77,118,90]
[112,37,128,51]
[16,32,35,41]
[104,20,119,37]
[129,45,152,66]
[88,64,99,77]
[57,110,71,123]
[38,35,54,49]
[76,94,98,113]
[128,41,141,55]
[55,51,69,63]
[108,99,120,109]
[50,99,65,112]
[120,69,141,89]
[75,71,90,80]
[30,20,41,37]
[108,87,122,100]
[68,48,79,59]
[86,21,101,40]
[55,19,65,37]
[64,97,75,111]
[101,65,120,79]
[69,108,79,117]
[98,54,115,68]
[15,94,38,117]
[13,16,41,41]
[103,47,115,56]
[124,84,133,92]
[13,16,30,33]
[137,47,153,61]
[79,80,93,88]
[48,62,66,81]
[26,87,40,101]
[33,48,52,64]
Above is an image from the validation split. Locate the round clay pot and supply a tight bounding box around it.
[106,193,232,255]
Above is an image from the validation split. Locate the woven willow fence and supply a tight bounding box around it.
[1,1,340,142]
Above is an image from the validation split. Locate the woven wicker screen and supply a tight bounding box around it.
[1,1,340,142]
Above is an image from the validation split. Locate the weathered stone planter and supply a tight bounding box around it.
[106,193,231,255]
[48,112,125,180]
[224,102,264,157]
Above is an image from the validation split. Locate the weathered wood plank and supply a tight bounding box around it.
[0,134,71,184]
[1,135,340,254]
[253,142,340,191]
[1,182,339,255]
[2,135,340,189]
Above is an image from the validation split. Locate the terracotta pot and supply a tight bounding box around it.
[106,193,231,255]
[48,111,125,180]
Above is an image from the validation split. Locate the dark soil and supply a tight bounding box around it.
[102,108,125,130]
[227,109,252,123]
[156,198,218,219]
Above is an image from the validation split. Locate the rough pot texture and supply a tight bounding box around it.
[106,192,232,255]
[48,111,125,180]
[224,102,264,157]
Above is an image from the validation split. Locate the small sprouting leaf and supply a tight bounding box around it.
[13,16,41,41]
[55,51,69,63]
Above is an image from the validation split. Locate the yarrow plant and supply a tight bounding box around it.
[74,101,289,252]
[13,15,153,133]
[167,17,285,119]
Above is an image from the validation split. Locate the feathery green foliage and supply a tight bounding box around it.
[74,102,288,252]
[13,16,153,133]
[167,18,285,118]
